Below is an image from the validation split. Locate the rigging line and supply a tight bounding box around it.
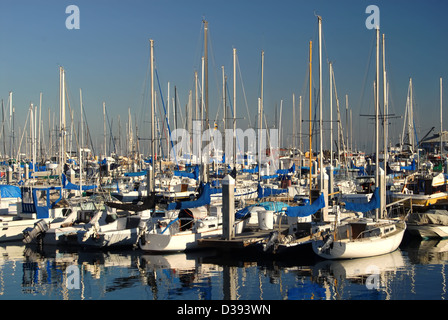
[155,68,178,166]
[236,54,252,128]
[104,105,117,154]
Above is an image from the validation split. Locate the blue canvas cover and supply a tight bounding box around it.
[174,165,199,180]
[344,187,380,213]
[0,185,21,198]
[166,182,211,211]
[257,184,288,198]
[285,193,326,218]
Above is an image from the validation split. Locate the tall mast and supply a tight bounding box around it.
[233,48,237,168]
[203,20,209,183]
[80,88,83,198]
[258,51,264,182]
[375,27,380,221]
[59,66,66,175]
[318,15,323,185]
[308,40,312,201]
[441,77,443,156]
[329,62,334,194]
[103,102,106,158]
[150,39,156,192]
[292,93,296,150]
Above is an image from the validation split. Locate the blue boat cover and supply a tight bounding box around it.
[124,171,147,177]
[242,165,258,173]
[276,163,295,175]
[285,193,326,217]
[0,185,21,198]
[167,182,211,210]
[344,187,380,213]
[257,184,288,198]
[62,174,98,191]
[174,165,199,180]
[261,174,279,180]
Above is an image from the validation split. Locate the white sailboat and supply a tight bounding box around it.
[77,208,151,248]
[312,27,406,260]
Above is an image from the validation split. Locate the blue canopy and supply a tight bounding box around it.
[276,163,295,175]
[174,165,199,180]
[261,174,279,180]
[62,174,98,191]
[257,184,288,198]
[242,165,258,174]
[285,193,326,218]
[344,187,380,213]
[0,185,21,198]
[166,182,211,211]
[124,171,147,177]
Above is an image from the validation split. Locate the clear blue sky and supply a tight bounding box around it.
[0,0,447,156]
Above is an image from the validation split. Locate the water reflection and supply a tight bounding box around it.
[0,239,446,300]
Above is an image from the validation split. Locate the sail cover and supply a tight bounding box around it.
[257,184,288,198]
[167,182,211,210]
[344,187,380,213]
[62,174,97,191]
[174,165,199,180]
[285,193,326,218]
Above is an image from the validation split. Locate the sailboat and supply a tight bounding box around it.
[312,27,406,260]
[137,182,244,252]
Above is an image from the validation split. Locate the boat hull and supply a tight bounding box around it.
[78,228,139,248]
[139,228,223,253]
[312,222,406,260]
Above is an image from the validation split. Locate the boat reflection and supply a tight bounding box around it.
[0,241,444,300]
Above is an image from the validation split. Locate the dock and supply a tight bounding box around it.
[197,227,287,249]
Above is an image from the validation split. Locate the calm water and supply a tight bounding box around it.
[1,235,448,301]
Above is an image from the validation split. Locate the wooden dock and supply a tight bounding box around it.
[197,227,286,249]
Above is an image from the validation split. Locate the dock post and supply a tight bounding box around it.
[222,174,235,240]
[7,167,12,184]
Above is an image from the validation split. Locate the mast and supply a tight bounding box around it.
[258,51,264,182]
[292,93,296,150]
[150,39,156,192]
[318,15,323,185]
[59,66,66,177]
[441,77,443,156]
[375,27,380,221]
[308,40,312,201]
[203,20,209,183]
[80,88,83,198]
[233,48,237,168]
[329,62,334,194]
[103,102,106,159]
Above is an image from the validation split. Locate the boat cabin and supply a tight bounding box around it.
[21,186,64,219]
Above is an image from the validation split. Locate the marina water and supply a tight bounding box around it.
[1,236,448,300]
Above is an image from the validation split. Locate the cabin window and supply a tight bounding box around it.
[36,190,47,207]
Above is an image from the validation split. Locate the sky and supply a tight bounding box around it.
[0,0,447,157]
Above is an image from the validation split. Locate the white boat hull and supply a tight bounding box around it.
[0,218,53,242]
[312,221,406,259]
[78,228,139,248]
[139,228,223,252]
